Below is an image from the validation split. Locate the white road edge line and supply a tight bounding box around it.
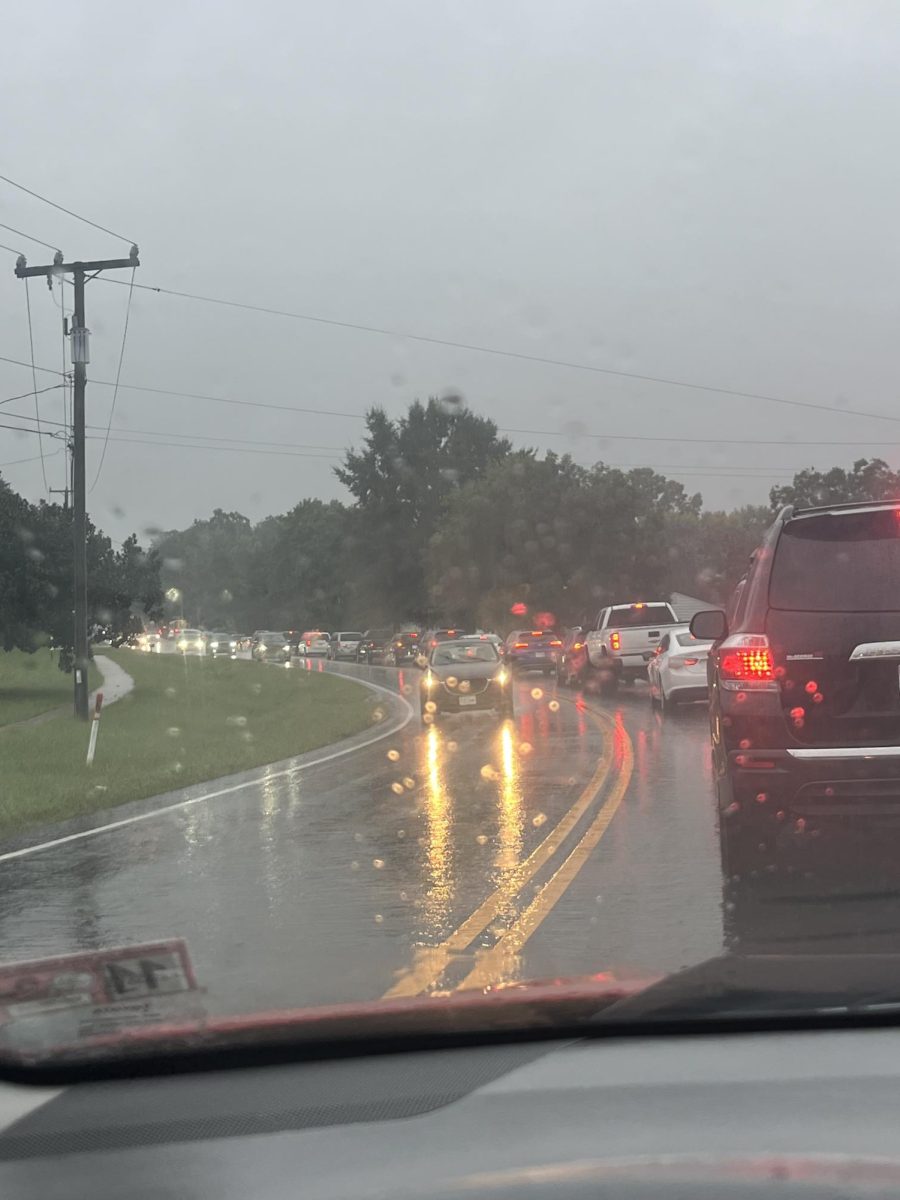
[0,674,413,864]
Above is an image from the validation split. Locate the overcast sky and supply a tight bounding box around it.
[3,0,900,544]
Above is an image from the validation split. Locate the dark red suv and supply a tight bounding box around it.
[694,500,900,909]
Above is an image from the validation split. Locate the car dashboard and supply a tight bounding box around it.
[2,1023,900,1198]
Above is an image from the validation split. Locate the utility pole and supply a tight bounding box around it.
[15,246,140,720]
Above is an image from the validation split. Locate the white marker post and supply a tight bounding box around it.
[86,691,104,766]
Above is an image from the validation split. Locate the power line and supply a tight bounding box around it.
[0,241,24,256]
[5,345,900,452]
[90,266,136,492]
[0,383,65,408]
[0,447,62,468]
[0,419,62,438]
[0,221,59,253]
[97,276,900,428]
[22,278,48,490]
[0,172,134,245]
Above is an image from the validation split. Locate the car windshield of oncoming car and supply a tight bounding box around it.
[770,510,900,612]
[432,642,500,666]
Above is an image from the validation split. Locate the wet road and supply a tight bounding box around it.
[0,658,724,1017]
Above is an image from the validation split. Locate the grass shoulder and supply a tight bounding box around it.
[0,649,98,728]
[0,650,379,838]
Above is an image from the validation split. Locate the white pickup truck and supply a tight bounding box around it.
[584,601,680,694]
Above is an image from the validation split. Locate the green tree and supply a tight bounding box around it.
[335,398,512,620]
[769,458,900,510]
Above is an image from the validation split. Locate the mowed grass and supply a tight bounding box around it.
[0,649,377,837]
[0,649,98,727]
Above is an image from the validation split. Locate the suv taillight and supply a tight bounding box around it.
[717,634,777,691]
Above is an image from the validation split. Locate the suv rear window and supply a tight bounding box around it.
[608,605,677,628]
[770,508,900,612]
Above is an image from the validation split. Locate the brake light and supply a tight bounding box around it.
[573,642,583,651]
[514,642,529,649]
[530,631,543,636]
[610,632,621,651]
[632,602,645,609]
[718,635,777,690]
[548,639,562,646]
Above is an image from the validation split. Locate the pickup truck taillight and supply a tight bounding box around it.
[610,632,621,651]
[717,634,778,691]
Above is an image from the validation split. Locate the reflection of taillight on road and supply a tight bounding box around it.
[610,632,621,651]
[718,635,777,690]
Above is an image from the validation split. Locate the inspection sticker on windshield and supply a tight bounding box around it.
[0,938,205,1054]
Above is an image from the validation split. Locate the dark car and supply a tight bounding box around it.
[695,499,900,904]
[251,631,292,663]
[505,629,563,675]
[384,630,423,666]
[556,627,587,686]
[357,628,393,664]
[423,627,465,653]
[421,637,514,723]
[207,631,237,659]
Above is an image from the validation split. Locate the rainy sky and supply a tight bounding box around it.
[3,0,900,544]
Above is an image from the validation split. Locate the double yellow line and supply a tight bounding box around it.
[384,703,634,999]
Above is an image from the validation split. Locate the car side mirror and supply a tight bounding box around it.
[690,609,728,641]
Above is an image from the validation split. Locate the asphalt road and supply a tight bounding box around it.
[0,653,725,1018]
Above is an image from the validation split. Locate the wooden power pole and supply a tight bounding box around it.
[15,246,140,720]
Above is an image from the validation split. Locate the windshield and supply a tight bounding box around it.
[432,642,500,665]
[5,5,900,1073]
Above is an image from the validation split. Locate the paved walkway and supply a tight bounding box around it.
[0,654,135,733]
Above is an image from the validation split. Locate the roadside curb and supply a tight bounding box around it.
[0,673,413,863]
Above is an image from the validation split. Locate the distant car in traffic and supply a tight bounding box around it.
[584,601,680,695]
[385,630,423,665]
[251,631,292,663]
[505,630,563,675]
[301,632,331,657]
[646,626,712,712]
[357,629,393,664]
[421,636,514,723]
[176,629,206,656]
[207,632,238,659]
[328,632,363,661]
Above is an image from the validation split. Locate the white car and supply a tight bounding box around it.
[176,628,207,656]
[646,626,713,711]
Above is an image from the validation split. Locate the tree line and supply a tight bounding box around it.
[4,402,897,659]
[151,399,900,635]
[0,476,163,661]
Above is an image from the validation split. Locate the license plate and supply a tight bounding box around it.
[534,651,546,658]
[459,695,477,706]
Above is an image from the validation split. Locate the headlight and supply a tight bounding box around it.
[496,668,509,686]
[177,640,186,650]
[229,640,237,648]
[210,641,219,650]
[259,643,267,653]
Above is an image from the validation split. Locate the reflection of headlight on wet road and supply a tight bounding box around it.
[496,668,509,686]
[424,673,435,690]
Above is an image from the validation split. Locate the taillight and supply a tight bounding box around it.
[548,639,562,647]
[717,635,777,691]
[514,642,528,649]
[610,632,621,651]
